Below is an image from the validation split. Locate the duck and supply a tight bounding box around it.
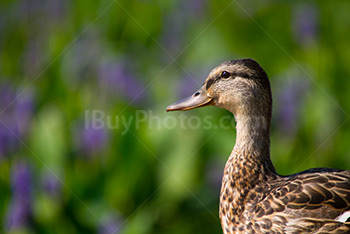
[166,59,350,234]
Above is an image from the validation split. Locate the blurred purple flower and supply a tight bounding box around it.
[276,79,309,134]
[0,117,20,158]
[187,0,206,14]
[161,11,186,53]
[46,0,66,21]
[42,173,61,198]
[74,123,109,158]
[17,0,66,25]
[17,0,44,18]
[61,33,102,90]
[292,4,319,47]
[98,215,123,234]
[6,199,31,231]
[14,90,34,136]
[99,60,145,104]
[0,84,16,112]
[0,84,34,158]
[6,160,33,231]
[22,39,46,78]
[177,76,199,99]
[161,0,206,54]
[11,160,32,200]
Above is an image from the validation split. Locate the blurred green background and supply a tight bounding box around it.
[1,0,350,233]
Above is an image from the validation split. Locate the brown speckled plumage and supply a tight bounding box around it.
[166,59,350,233]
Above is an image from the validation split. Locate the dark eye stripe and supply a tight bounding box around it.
[205,72,250,90]
[232,72,250,79]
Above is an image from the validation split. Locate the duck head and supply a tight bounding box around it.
[166,59,272,120]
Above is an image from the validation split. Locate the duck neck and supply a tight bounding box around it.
[219,113,276,228]
[234,113,271,158]
[225,113,275,184]
[232,113,275,174]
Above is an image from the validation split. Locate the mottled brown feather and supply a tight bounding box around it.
[168,59,350,233]
[215,60,350,233]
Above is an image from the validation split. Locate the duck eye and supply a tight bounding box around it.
[221,71,230,78]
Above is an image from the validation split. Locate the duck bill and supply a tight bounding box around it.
[166,85,214,112]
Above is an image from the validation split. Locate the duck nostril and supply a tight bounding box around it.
[194,92,201,97]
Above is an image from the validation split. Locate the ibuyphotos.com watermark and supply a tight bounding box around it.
[84,110,241,135]
[85,110,269,135]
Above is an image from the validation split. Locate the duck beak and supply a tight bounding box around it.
[166,85,214,112]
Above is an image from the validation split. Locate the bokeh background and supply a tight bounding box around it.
[1,0,350,233]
